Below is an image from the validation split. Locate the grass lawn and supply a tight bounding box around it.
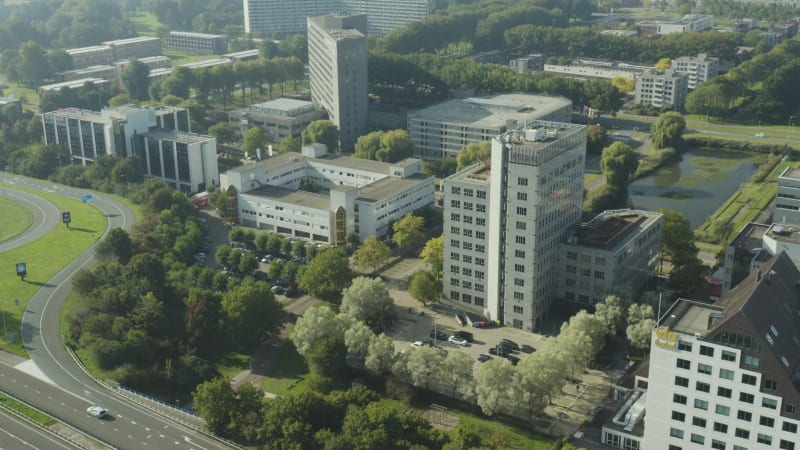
[0,184,107,357]
[217,353,251,380]
[165,50,221,66]
[127,12,162,36]
[258,340,310,396]
[584,172,601,189]
[0,196,33,241]
[0,392,56,426]
[2,84,39,112]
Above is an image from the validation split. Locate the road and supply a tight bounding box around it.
[0,187,59,253]
[1,173,236,449]
[0,409,82,450]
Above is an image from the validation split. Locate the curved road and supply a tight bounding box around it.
[0,187,60,253]
[1,174,234,450]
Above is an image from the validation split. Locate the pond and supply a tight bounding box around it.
[628,148,761,229]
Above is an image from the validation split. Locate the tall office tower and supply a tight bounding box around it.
[443,121,587,331]
[307,14,368,153]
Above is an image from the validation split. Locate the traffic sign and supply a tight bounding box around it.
[62,211,71,224]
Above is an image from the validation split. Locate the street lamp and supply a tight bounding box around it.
[788,115,795,141]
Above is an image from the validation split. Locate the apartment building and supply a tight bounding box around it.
[657,14,715,35]
[243,0,430,37]
[640,251,800,450]
[228,98,327,141]
[66,45,115,69]
[37,78,109,96]
[671,53,720,90]
[443,121,586,330]
[219,143,434,243]
[307,14,368,152]
[407,94,572,160]
[559,209,663,307]
[634,69,689,109]
[166,32,228,54]
[55,65,116,82]
[101,36,162,60]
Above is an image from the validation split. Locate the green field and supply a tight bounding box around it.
[0,392,56,426]
[165,50,221,66]
[128,12,162,37]
[0,184,107,356]
[0,197,33,242]
[1,84,39,112]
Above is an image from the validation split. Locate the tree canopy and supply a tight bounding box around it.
[302,120,339,154]
[650,112,687,149]
[600,142,638,190]
[298,247,354,301]
[456,141,491,171]
[354,129,414,163]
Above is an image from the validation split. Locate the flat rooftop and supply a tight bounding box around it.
[39,78,109,92]
[169,31,224,39]
[243,185,330,211]
[145,129,213,144]
[227,151,395,177]
[179,59,230,69]
[409,94,571,128]
[730,222,769,250]
[357,172,433,203]
[67,46,111,54]
[765,223,800,245]
[103,36,160,45]
[781,167,800,180]
[659,298,724,336]
[574,210,661,251]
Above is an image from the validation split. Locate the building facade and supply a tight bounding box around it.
[559,209,663,307]
[228,98,327,141]
[657,14,715,35]
[66,46,115,69]
[101,36,162,60]
[407,94,572,160]
[138,129,218,193]
[672,53,719,90]
[642,252,800,450]
[775,167,800,225]
[220,144,435,243]
[166,32,228,54]
[634,69,689,109]
[307,14,368,152]
[243,0,430,37]
[443,121,586,330]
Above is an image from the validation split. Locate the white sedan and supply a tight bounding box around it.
[86,406,107,418]
[448,335,468,346]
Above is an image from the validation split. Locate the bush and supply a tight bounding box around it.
[385,378,416,405]
[684,136,794,156]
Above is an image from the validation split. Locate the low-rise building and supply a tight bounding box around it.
[220,143,435,243]
[671,53,719,89]
[0,96,23,115]
[228,98,327,141]
[101,36,162,60]
[38,78,110,96]
[509,54,545,74]
[656,14,714,35]
[559,209,663,307]
[114,55,172,74]
[223,49,260,62]
[544,58,652,81]
[634,69,689,109]
[407,94,572,160]
[166,31,228,55]
[138,129,218,193]
[56,65,116,82]
[775,167,800,225]
[66,45,115,69]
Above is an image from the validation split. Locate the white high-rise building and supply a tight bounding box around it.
[443,121,586,330]
[671,53,719,90]
[307,14,368,153]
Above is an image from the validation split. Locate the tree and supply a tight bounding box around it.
[420,236,443,280]
[340,277,395,332]
[208,122,237,145]
[18,41,50,86]
[278,135,300,153]
[302,120,339,153]
[586,124,608,155]
[611,76,635,94]
[298,248,354,301]
[392,213,425,251]
[440,350,474,397]
[351,236,391,274]
[594,295,625,335]
[365,333,395,374]
[241,127,268,158]
[353,131,382,161]
[475,359,516,416]
[290,305,352,356]
[650,112,686,149]
[400,345,441,389]
[122,58,151,101]
[344,320,375,366]
[627,318,656,351]
[514,346,566,422]
[376,129,414,162]
[193,378,237,434]
[600,142,638,191]
[95,228,133,264]
[408,270,441,305]
[221,278,283,350]
[655,58,672,71]
[456,141,491,170]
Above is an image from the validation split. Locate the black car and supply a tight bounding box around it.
[496,343,514,354]
[477,354,492,362]
[505,355,520,365]
[500,339,520,350]
[521,344,536,354]
[453,331,474,343]
[430,330,448,341]
[488,346,508,356]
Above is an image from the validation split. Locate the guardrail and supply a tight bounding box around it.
[0,385,114,449]
[65,346,244,450]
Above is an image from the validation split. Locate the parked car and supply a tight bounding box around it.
[430,330,448,341]
[448,335,468,346]
[271,285,285,295]
[477,354,492,362]
[504,355,520,365]
[411,341,425,347]
[453,331,474,343]
[500,339,520,351]
[86,406,107,418]
[488,347,507,357]
[521,344,536,354]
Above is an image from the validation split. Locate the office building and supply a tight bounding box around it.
[671,53,719,90]
[657,14,714,35]
[166,32,228,55]
[56,65,116,82]
[775,167,800,225]
[66,45,115,69]
[634,69,689,109]
[37,78,109,96]
[640,251,800,450]
[559,209,663,307]
[543,58,652,81]
[443,121,586,330]
[407,94,572,160]
[243,0,430,37]
[509,54,545,74]
[101,36,162,60]
[42,106,216,191]
[228,98,327,141]
[307,14,368,152]
[219,143,435,243]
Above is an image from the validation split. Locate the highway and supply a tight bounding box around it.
[0,187,60,253]
[1,173,235,449]
[0,409,81,450]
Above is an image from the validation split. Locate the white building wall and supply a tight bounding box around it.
[237,193,333,240]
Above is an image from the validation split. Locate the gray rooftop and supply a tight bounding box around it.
[103,36,161,45]
[66,46,112,55]
[409,94,571,128]
[228,151,396,177]
[243,185,330,210]
[169,31,224,39]
[145,128,214,144]
[357,172,433,203]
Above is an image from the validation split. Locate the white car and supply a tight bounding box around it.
[755,132,765,138]
[86,406,107,418]
[411,341,425,347]
[448,335,468,346]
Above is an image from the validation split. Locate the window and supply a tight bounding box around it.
[719,369,734,380]
[477,190,486,199]
[784,422,798,433]
[516,206,527,216]
[711,440,725,450]
[690,434,705,445]
[674,394,687,405]
[517,177,528,186]
[476,218,485,226]
[763,398,778,410]
[692,417,707,428]
[516,221,526,230]
[514,278,524,287]
[513,292,524,300]
[476,231,485,240]
[733,446,747,450]
[741,374,757,385]
[669,446,682,450]
[696,381,710,393]
[450,213,460,222]
[672,411,686,422]
[567,251,577,260]
[764,379,778,391]
[698,363,712,374]
[717,387,732,398]
[694,399,708,410]
[566,265,577,274]
[734,428,749,439]
[715,404,730,416]
[700,345,714,357]
[721,350,736,362]
[739,393,754,404]
[675,376,689,387]
[451,186,461,195]
[743,355,760,368]
[476,204,486,213]
[594,270,605,279]
[450,200,461,208]
[759,416,774,427]
[515,236,526,245]
[677,359,691,369]
[713,422,728,433]
[515,250,526,258]
[513,305,523,314]
[514,264,525,272]
[517,192,527,201]
[756,434,771,445]
[737,410,751,422]
[780,440,795,450]
[678,341,692,352]
[670,427,684,438]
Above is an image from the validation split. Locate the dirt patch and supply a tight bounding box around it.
[423,405,460,430]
